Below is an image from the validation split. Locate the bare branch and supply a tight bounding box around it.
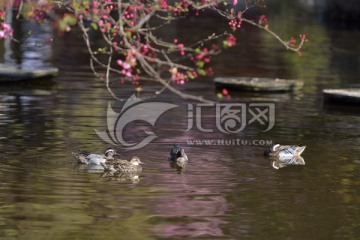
[241,18,306,52]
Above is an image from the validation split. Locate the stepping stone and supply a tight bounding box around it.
[323,88,360,105]
[214,77,304,92]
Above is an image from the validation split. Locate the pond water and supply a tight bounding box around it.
[0,2,360,239]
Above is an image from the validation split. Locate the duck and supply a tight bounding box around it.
[264,144,306,158]
[168,144,188,169]
[101,157,144,173]
[72,148,118,165]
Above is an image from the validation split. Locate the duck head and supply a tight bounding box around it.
[264,144,280,156]
[129,157,145,166]
[104,148,119,159]
[168,144,182,161]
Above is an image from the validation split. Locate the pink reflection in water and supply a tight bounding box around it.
[147,143,235,238]
[159,218,227,238]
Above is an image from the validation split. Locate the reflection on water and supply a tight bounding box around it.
[100,170,141,184]
[270,156,306,169]
[169,160,187,173]
[1,1,360,239]
[73,163,106,173]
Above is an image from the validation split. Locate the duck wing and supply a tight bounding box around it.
[86,153,102,159]
[295,146,306,155]
[112,159,133,172]
[278,146,306,154]
[72,152,88,164]
[277,145,294,152]
[278,145,303,157]
[179,149,188,161]
[102,159,127,171]
[78,149,91,155]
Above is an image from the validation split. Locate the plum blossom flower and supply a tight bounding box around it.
[0,23,13,39]
[123,62,131,69]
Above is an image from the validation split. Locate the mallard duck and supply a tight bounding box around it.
[101,157,144,173]
[72,148,118,165]
[264,144,306,158]
[168,144,188,169]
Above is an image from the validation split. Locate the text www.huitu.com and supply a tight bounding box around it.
[186,139,273,146]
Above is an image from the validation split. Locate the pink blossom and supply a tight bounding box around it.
[225,35,237,47]
[123,62,131,69]
[117,60,123,66]
[2,23,11,30]
[222,88,229,96]
[233,0,238,5]
[177,43,185,56]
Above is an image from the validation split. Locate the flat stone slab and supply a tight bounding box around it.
[0,64,58,82]
[323,88,360,105]
[214,77,304,92]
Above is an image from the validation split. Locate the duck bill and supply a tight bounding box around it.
[139,162,146,165]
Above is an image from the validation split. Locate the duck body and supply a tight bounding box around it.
[271,156,305,169]
[72,148,117,165]
[101,157,144,173]
[264,144,306,158]
[85,153,107,165]
[168,144,188,169]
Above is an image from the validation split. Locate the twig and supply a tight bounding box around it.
[241,18,306,52]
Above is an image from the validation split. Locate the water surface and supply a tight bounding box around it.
[0,2,360,239]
